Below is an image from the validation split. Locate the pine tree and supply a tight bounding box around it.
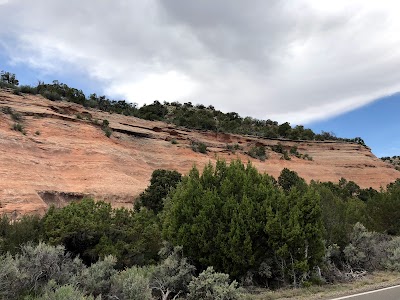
[162,160,275,278]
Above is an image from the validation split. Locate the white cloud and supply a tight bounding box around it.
[106,71,199,105]
[0,0,400,124]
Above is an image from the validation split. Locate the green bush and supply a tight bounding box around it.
[271,143,291,160]
[34,281,97,300]
[102,119,109,127]
[366,180,400,235]
[101,119,112,137]
[151,244,195,299]
[136,100,168,121]
[247,145,267,161]
[0,243,84,298]
[289,145,298,155]
[187,267,241,300]
[11,111,22,122]
[42,199,161,267]
[0,214,43,255]
[13,88,21,95]
[0,81,17,89]
[0,253,19,299]
[1,71,19,86]
[76,255,117,296]
[226,143,241,153]
[109,266,153,300]
[16,243,84,294]
[384,236,400,271]
[42,90,62,101]
[135,169,182,214]
[13,122,26,134]
[271,143,284,154]
[2,106,23,122]
[37,80,85,105]
[103,127,112,138]
[198,143,207,153]
[191,141,208,154]
[343,223,391,272]
[18,85,38,94]
[290,145,306,159]
[281,150,291,160]
[1,106,13,114]
[278,168,307,192]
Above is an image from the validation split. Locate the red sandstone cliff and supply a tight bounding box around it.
[0,90,398,217]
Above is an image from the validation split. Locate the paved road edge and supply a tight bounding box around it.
[328,284,400,300]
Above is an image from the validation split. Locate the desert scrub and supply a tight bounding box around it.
[17,85,38,94]
[281,151,291,160]
[1,106,13,115]
[101,119,112,138]
[271,143,285,154]
[290,145,301,157]
[12,89,21,95]
[285,145,312,161]
[271,143,291,160]
[42,90,62,101]
[13,123,26,135]
[2,106,23,122]
[11,112,23,122]
[0,81,17,89]
[191,141,207,154]
[102,119,109,127]
[103,127,112,138]
[248,145,267,161]
[226,143,241,153]
[171,139,178,144]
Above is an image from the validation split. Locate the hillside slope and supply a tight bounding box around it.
[1,90,398,217]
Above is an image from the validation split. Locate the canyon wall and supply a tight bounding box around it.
[1,90,398,217]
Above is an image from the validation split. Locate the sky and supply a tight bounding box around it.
[0,0,399,157]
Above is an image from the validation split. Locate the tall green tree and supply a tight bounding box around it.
[162,160,275,278]
[135,169,182,214]
[278,122,291,137]
[0,214,43,255]
[278,168,307,193]
[367,180,400,235]
[265,187,324,285]
[43,199,161,267]
[1,71,19,86]
[162,159,325,284]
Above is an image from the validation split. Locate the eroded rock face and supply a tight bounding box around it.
[0,90,399,217]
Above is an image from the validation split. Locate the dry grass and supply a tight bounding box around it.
[245,271,400,300]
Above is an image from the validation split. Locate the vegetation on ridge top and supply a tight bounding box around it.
[1,70,366,146]
[381,156,400,171]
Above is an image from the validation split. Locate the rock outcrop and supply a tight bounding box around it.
[1,90,398,217]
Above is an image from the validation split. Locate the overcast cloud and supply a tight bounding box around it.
[1,0,400,124]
